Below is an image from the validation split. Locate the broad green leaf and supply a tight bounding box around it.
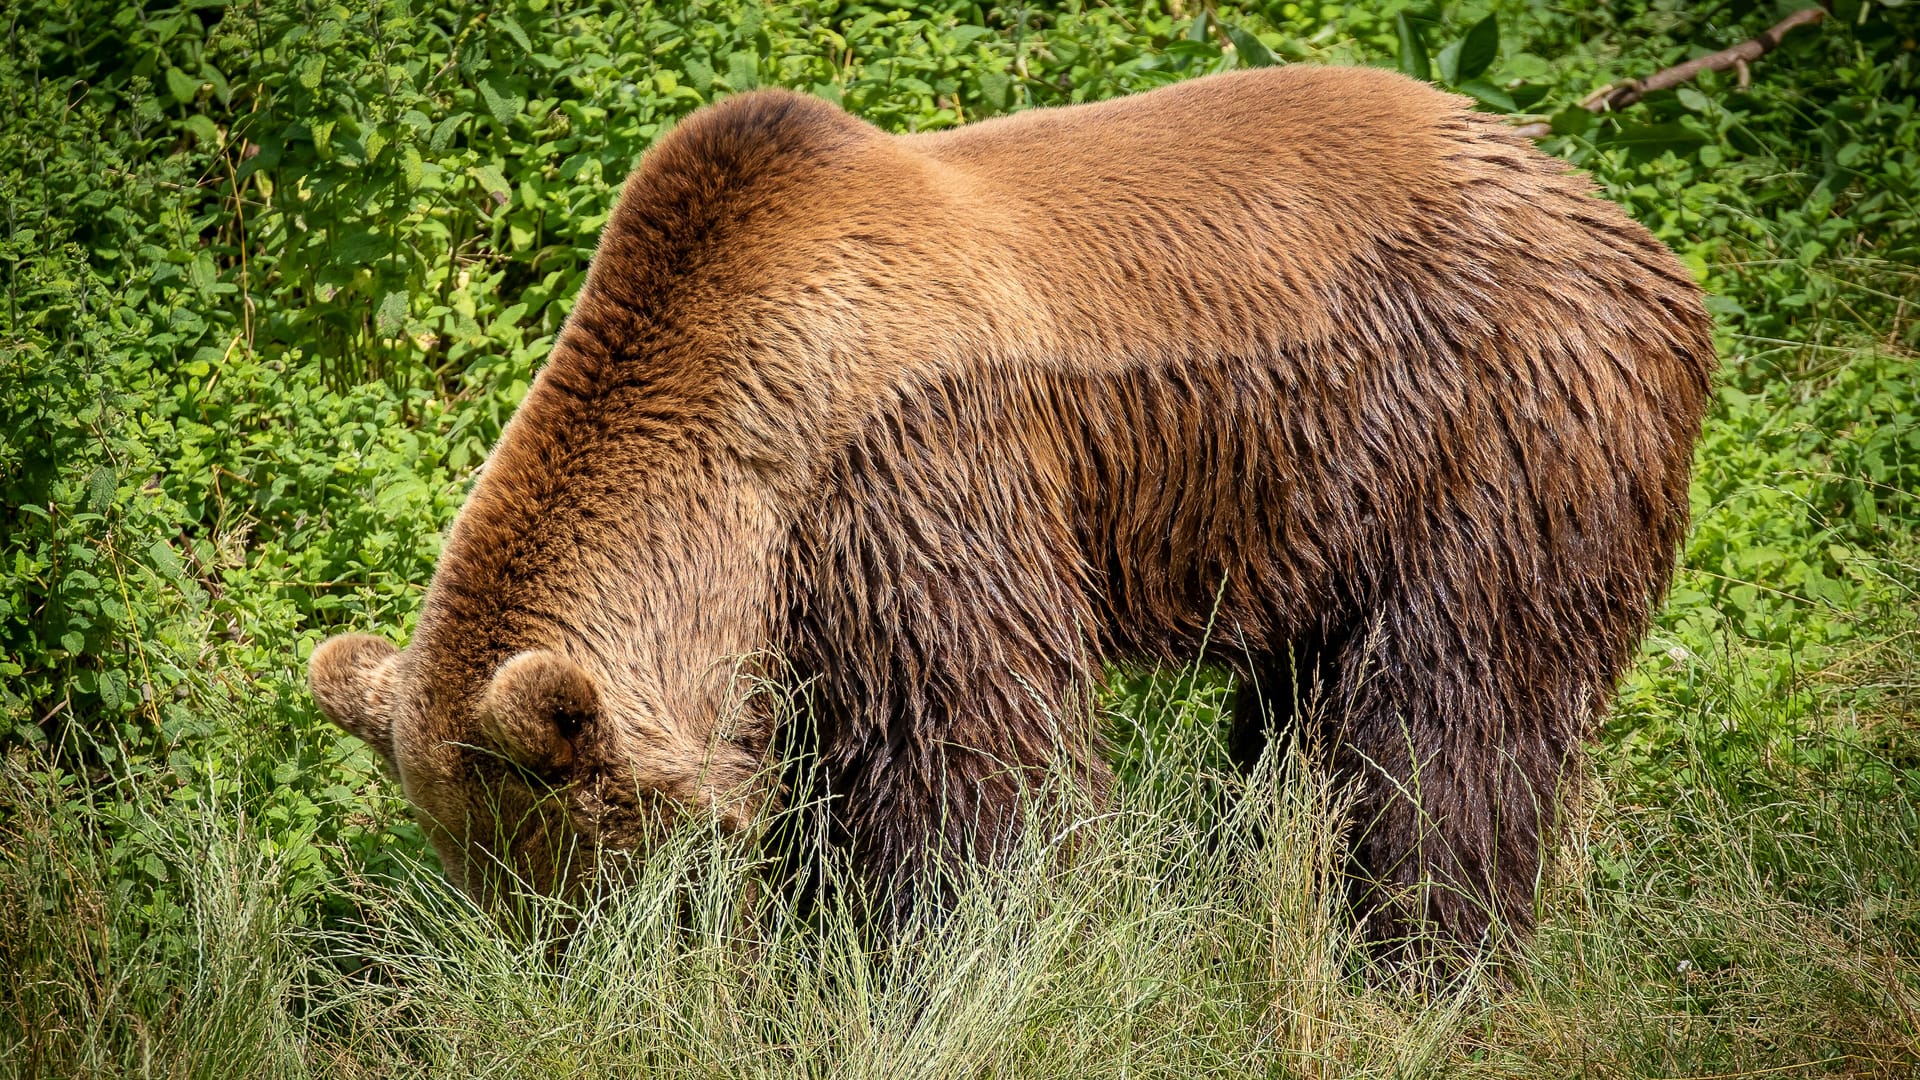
[1510,82,1549,110]
[184,115,220,146]
[201,62,231,106]
[1550,107,1592,136]
[978,69,1010,111]
[429,112,470,153]
[376,289,409,336]
[98,670,126,711]
[727,50,759,89]
[148,540,185,581]
[1222,23,1278,68]
[496,13,533,54]
[1456,78,1515,112]
[1395,14,1431,82]
[1436,39,1463,85]
[1164,40,1222,63]
[471,164,510,204]
[1602,121,1708,156]
[479,77,524,124]
[86,467,116,514]
[1456,14,1500,83]
[165,66,199,103]
[487,302,527,334]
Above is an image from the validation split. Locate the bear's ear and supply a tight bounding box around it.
[480,650,599,775]
[309,634,402,753]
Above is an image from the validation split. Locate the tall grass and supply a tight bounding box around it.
[0,759,306,1078]
[6,614,1916,1078]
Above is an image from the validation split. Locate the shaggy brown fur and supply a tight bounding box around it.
[309,65,1714,950]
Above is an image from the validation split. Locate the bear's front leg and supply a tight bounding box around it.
[783,386,1110,924]
[810,683,1113,924]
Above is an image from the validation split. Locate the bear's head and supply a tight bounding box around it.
[307,630,758,917]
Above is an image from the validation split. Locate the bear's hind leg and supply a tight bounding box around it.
[1319,578,1603,958]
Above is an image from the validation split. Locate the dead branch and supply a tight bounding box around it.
[1511,7,1826,139]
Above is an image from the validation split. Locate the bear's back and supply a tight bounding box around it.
[905,64,1463,248]
[577,67,1706,397]
[891,66,1694,373]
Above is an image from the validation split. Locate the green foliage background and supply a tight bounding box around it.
[2,0,1917,1075]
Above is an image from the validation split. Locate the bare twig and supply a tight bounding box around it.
[1511,7,1826,139]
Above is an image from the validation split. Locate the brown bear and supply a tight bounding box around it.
[308,64,1714,952]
